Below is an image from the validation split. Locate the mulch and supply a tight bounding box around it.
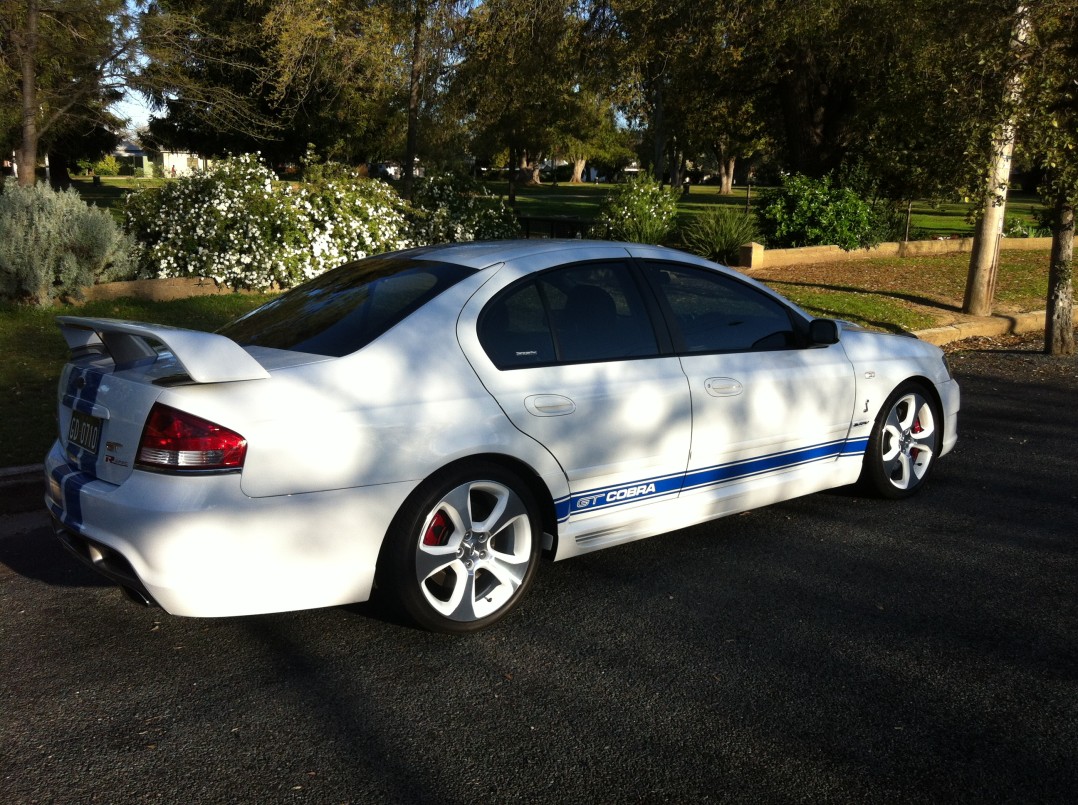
[944,329,1078,385]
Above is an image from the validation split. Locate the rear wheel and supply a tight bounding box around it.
[385,463,541,633]
[861,381,942,499]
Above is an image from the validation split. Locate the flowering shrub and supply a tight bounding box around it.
[593,174,680,244]
[755,173,880,250]
[126,154,411,290]
[0,179,136,306]
[409,174,519,244]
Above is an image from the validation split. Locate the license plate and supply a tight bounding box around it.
[68,410,103,454]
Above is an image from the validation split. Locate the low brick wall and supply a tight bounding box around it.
[739,236,1052,270]
[81,277,260,303]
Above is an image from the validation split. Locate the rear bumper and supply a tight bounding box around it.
[45,441,417,617]
[51,519,159,606]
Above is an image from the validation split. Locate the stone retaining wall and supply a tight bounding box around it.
[739,236,1052,270]
[81,277,260,303]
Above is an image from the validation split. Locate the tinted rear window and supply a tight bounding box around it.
[218,256,474,357]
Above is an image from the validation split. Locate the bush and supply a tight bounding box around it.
[125,154,412,290]
[409,174,519,243]
[92,155,121,176]
[0,179,136,306]
[755,173,882,250]
[681,206,759,265]
[1003,215,1050,238]
[594,174,680,244]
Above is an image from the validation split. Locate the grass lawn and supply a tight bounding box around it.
[457,180,1049,239]
[754,249,1050,333]
[1,294,270,469]
[5,175,1048,467]
[0,247,1054,468]
[71,175,1049,239]
[68,175,167,222]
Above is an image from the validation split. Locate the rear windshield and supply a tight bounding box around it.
[218,256,474,357]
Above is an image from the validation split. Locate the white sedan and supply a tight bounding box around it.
[45,241,959,632]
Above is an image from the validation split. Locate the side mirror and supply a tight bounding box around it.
[809,319,840,345]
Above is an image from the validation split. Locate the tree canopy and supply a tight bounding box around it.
[2,0,1074,351]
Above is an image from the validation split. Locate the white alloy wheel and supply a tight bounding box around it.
[863,382,942,499]
[388,464,541,633]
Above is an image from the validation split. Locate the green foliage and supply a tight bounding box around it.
[680,206,759,265]
[1003,215,1050,238]
[125,154,411,290]
[410,174,519,243]
[594,175,680,244]
[755,173,883,250]
[92,155,121,176]
[0,179,137,306]
[0,293,268,467]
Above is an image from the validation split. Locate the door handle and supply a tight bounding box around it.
[525,394,577,416]
[704,377,743,397]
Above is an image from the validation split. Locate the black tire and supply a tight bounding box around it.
[860,380,943,499]
[383,462,542,633]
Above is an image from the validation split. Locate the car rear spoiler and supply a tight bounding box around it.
[57,317,270,383]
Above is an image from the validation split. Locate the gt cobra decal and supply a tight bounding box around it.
[577,482,657,509]
[570,473,684,516]
[554,436,871,523]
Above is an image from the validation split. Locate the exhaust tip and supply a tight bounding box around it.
[121,585,155,607]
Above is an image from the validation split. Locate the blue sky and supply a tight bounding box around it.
[114,91,151,131]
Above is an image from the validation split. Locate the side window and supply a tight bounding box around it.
[479,261,659,368]
[478,282,556,368]
[645,261,799,353]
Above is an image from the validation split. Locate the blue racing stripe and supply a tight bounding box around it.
[61,367,105,474]
[682,439,849,493]
[63,367,104,415]
[51,463,95,531]
[561,437,869,521]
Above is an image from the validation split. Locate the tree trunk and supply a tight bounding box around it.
[963,5,1030,317]
[401,1,428,200]
[47,151,71,189]
[1044,198,1075,356]
[17,0,40,187]
[669,145,681,189]
[964,211,1004,316]
[720,157,735,195]
[649,81,666,182]
[507,145,517,206]
[570,158,586,183]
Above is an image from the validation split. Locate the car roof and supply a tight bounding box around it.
[396,239,688,271]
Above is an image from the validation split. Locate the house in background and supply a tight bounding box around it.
[113,140,154,176]
[112,137,211,178]
[157,151,212,177]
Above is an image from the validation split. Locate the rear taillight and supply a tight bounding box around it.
[136,403,247,472]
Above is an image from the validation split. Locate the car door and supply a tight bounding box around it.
[638,259,857,500]
[461,257,692,525]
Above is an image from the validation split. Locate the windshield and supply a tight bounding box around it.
[218,256,475,357]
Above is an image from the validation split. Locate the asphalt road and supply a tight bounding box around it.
[2,344,1076,804]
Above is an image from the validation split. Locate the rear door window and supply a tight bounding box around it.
[479,261,660,368]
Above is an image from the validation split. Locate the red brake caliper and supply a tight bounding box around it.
[423,511,453,546]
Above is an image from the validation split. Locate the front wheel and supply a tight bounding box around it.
[384,463,542,633]
[861,381,943,499]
